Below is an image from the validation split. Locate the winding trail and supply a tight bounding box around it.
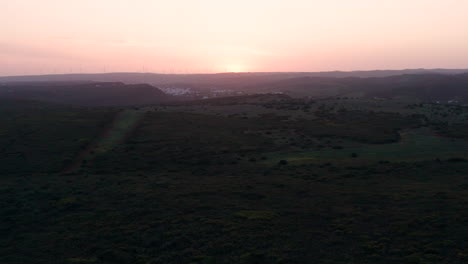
[61,109,146,174]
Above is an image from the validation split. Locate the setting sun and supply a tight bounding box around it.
[224,64,249,73]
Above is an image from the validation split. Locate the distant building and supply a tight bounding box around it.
[160,87,192,96]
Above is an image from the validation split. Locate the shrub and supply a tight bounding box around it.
[447,157,466,162]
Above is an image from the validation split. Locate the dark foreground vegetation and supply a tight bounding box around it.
[0,74,467,264]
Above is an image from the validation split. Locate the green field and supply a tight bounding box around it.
[1,96,467,264]
[267,128,468,164]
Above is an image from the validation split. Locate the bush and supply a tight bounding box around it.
[447,157,466,162]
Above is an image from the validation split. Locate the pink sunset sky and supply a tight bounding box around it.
[1,0,468,75]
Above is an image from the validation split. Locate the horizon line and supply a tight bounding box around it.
[2,68,468,78]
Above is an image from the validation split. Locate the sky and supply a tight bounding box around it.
[1,0,468,75]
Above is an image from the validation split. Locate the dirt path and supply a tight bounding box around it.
[61,109,146,174]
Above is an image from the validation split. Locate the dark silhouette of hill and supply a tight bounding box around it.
[363,73,468,101]
[1,68,467,84]
[242,74,468,102]
[1,71,467,104]
[0,82,172,106]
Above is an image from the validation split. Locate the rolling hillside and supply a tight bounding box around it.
[0,82,172,106]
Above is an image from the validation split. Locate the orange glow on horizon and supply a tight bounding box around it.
[224,63,249,73]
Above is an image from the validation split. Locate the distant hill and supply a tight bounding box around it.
[1,69,468,85]
[0,82,172,106]
[241,74,468,102]
[359,74,468,102]
[1,70,467,103]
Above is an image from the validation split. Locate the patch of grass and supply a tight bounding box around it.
[68,258,97,263]
[93,109,146,153]
[266,128,468,164]
[235,210,277,220]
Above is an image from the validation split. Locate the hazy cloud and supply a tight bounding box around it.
[0,41,75,60]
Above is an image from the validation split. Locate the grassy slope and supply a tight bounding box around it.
[0,100,116,174]
[63,109,146,173]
